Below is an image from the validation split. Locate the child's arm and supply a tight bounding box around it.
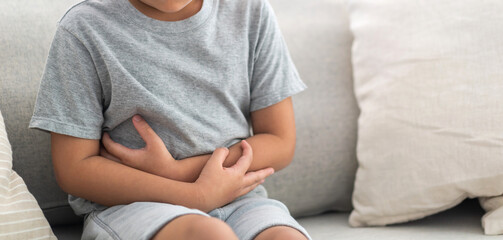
[178,97,297,182]
[51,134,273,212]
[102,97,296,182]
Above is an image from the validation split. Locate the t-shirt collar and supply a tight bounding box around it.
[118,0,214,34]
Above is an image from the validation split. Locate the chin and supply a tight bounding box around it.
[145,0,194,13]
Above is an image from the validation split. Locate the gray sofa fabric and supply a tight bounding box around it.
[299,200,490,240]
[0,0,84,226]
[263,0,358,216]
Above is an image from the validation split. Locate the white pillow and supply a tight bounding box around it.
[348,0,503,235]
[0,110,56,239]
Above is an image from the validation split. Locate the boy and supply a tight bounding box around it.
[30,0,311,239]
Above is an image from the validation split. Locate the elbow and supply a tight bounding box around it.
[275,137,296,171]
[51,156,81,195]
[53,164,72,194]
[285,138,296,164]
[285,141,296,166]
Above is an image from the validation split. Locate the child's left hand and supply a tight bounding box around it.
[100,115,181,180]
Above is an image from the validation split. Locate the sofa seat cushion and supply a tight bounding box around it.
[298,200,492,240]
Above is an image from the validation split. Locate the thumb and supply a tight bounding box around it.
[229,140,253,174]
[207,147,229,169]
[132,115,163,148]
[101,132,137,162]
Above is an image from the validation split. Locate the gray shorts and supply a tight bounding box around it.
[81,185,311,240]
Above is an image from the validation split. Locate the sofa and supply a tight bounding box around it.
[1,0,502,239]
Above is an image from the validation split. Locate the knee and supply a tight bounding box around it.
[153,215,238,240]
[254,226,308,240]
[186,216,238,240]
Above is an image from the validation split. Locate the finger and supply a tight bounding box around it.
[132,115,164,148]
[102,133,138,162]
[238,180,265,197]
[99,146,121,163]
[207,147,229,168]
[242,167,274,187]
[229,140,253,173]
[99,146,109,158]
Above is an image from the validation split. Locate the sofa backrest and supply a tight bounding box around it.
[265,0,358,217]
[0,0,357,225]
[0,0,83,225]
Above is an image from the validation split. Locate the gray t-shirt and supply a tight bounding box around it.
[30,0,305,214]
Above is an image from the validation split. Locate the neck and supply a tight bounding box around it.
[129,0,203,22]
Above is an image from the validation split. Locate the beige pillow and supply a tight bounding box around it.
[348,0,503,235]
[480,196,503,235]
[0,110,56,239]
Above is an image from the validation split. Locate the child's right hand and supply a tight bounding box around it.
[194,140,274,212]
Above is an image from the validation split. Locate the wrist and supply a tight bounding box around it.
[163,158,184,181]
[187,182,210,212]
[176,155,212,183]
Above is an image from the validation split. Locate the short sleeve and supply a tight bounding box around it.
[29,26,104,139]
[249,0,307,112]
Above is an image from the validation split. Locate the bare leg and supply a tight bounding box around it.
[152,214,238,240]
[254,226,308,240]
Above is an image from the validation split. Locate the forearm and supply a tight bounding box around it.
[52,132,272,213]
[57,154,200,209]
[176,133,294,182]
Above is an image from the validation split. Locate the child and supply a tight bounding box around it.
[30,0,310,239]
